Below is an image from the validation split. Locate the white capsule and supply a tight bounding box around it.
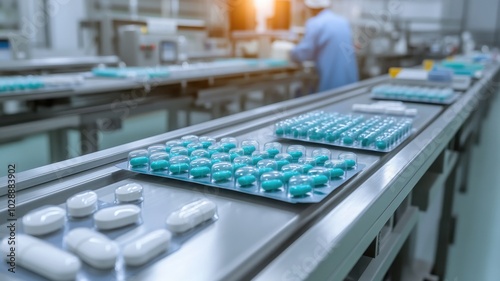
[123,229,172,266]
[115,183,143,202]
[1,234,80,281]
[65,228,118,269]
[166,199,217,233]
[94,205,141,230]
[66,191,98,217]
[22,206,66,235]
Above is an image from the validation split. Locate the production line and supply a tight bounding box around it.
[0,59,316,160]
[1,60,498,281]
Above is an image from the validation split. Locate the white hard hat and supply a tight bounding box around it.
[305,0,331,9]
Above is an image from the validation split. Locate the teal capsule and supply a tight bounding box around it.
[201,142,213,149]
[169,163,189,174]
[242,146,256,155]
[212,171,232,182]
[289,151,303,160]
[252,156,263,165]
[222,143,237,152]
[303,164,314,173]
[150,160,169,171]
[283,171,301,182]
[376,140,388,150]
[330,168,344,178]
[290,185,312,197]
[312,175,329,186]
[190,167,210,178]
[326,133,339,142]
[267,149,280,158]
[259,167,274,176]
[344,159,356,169]
[276,160,290,170]
[130,157,149,167]
[315,155,329,166]
[237,175,257,187]
[230,153,240,162]
[261,180,283,191]
[234,163,249,171]
[343,137,354,145]
[275,128,284,135]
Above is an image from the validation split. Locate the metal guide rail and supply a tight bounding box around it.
[0,63,498,281]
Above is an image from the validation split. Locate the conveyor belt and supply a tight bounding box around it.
[0,63,498,281]
[0,63,303,102]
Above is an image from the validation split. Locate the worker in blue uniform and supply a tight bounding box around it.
[290,0,359,92]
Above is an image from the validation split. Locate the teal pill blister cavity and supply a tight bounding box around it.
[169,156,190,174]
[149,152,170,171]
[260,171,285,192]
[235,167,259,188]
[190,158,212,178]
[212,162,233,183]
[129,150,149,168]
[289,175,313,197]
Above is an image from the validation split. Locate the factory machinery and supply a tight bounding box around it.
[0,61,498,281]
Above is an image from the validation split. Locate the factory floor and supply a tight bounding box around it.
[0,92,499,280]
[445,89,500,281]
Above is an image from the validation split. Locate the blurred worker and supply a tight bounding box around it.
[290,0,359,92]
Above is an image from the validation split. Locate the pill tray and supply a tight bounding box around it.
[117,137,365,204]
[275,112,414,153]
[0,198,217,281]
[371,84,460,105]
[117,163,363,204]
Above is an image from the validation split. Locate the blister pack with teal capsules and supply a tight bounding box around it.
[92,67,170,79]
[116,135,365,204]
[371,84,459,105]
[275,111,414,152]
[0,76,45,93]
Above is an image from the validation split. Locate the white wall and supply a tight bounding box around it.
[48,0,87,55]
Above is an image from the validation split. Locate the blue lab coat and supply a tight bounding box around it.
[291,9,359,92]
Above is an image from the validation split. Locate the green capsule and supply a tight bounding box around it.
[150,160,169,171]
[201,142,213,149]
[289,151,303,160]
[190,167,210,178]
[169,163,189,174]
[376,140,388,150]
[302,164,314,173]
[261,180,283,191]
[242,146,256,155]
[237,175,257,186]
[312,175,329,186]
[252,156,263,165]
[267,149,280,158]
[289,185,312,197]
[130,157,149,167]
[283,171,300,182]
[330,168,344,178]
[276,160,290,170]
[212,171,232,182]
[233,163,247,172]
[315,155,329,166]
[275,128,285,135]
[343,137,354,145]
[344,159,356,169]
[259,167,274,176]
[222,143,237,152]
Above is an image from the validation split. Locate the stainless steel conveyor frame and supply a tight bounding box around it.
[0,63,498,281]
